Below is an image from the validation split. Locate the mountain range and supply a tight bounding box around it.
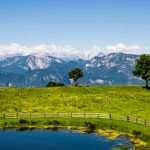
[0,52,144,87]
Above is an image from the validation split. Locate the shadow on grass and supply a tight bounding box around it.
[142,86,150,90]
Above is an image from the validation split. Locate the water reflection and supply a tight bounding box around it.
[0,128,134,150]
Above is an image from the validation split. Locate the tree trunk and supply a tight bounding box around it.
[146,80,149,88]
[72,80,78,86]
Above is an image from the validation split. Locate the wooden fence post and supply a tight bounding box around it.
[109,113,112,120]
[16,112,18,118]
[57,112,59,118]
[127,116,129,122]
[71,112,72,118]
[3,113,5,119]
[145,120,147,126]
[30,112,32,118]
[136,118,138,124]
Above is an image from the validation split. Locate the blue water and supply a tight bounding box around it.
[0,128,134,150]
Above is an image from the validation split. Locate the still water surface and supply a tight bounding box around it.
[0,128,134,150]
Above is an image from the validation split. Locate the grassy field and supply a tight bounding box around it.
[0,86,150,120]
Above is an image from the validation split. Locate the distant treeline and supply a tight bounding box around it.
[46,82,64,87]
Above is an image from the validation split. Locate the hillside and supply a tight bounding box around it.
[0,53,144,87]
[0,86,149,120]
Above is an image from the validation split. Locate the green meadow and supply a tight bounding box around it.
[0,86,150,120]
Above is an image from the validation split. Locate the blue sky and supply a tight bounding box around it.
[0,0,150,51]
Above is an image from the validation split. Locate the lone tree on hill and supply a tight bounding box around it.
[133,54,150,88]
[68,68,83,86]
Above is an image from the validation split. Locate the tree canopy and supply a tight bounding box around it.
[133,54,150,88]
[68,68,83,86]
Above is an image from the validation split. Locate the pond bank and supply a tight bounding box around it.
[0,117,150,149]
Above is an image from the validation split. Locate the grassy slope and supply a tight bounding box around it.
[0,86,150,120]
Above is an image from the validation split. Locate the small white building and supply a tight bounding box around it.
[6,82,13,87]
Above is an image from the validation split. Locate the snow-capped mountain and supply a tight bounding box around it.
[0,55,63,73]
[0,52,144,87]
[83,53,141,85]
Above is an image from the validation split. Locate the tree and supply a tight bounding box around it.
[68,68,83,86]
[133,54,150,88]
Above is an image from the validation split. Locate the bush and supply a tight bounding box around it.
[47,120,60,125]
[84,121,96,130]
[30,121,37,125]
[19,119,29,124]
[10,121,18,125]
[132,130,142,138]
[46,82,64,87]
[47,120,53,125]
[52,120,60,125]
[3,122,7,126]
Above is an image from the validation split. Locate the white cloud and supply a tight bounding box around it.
[104,43,149,55]
[0,43,149,60]
[0,43,101,60]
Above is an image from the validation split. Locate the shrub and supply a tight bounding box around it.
[52,120,60,125]
[30,121,37,125]
[132,130,142,138]
[10,121,17,125]
[19,119,29,124]
[84,121,96,130]
[47,120,53,125]
[46,82,64,87]
[47,120,60,125]
[3,122,7,126]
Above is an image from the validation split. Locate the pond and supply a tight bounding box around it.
[0,128,134,150]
